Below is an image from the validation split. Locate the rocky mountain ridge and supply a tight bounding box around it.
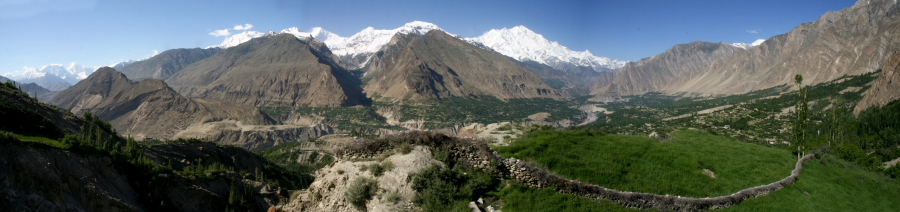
[659,0,900,95]
[167,33,366,108]
[119,48,220,80]
[363,30,562,101]
[591,41,745,96]
[49,67,330,149]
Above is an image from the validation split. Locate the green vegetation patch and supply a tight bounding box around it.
[493,154,900,212]
[495,129,795,197]
[720,154,900,211]
[254,141,333,175]
[492,181,646,212]
[384,96,582,129]
[260,106,404,132]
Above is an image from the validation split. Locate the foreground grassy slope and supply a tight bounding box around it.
[491,130,900,211]
[496,129,795,197]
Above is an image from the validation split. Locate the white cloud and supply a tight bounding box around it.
[233,23,254,30]
[209,29,231,37]
[746,29,761,34]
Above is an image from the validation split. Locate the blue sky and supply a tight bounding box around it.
[0,0,855,75]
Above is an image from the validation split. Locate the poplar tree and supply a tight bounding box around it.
[792,74,809,154]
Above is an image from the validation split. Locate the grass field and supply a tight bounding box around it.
[495,129,795,197]
[490,129,900,211]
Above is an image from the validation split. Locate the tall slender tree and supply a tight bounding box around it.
[792,74,809,154]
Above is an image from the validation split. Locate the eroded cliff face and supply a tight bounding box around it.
[856,51,900,114]
[663,0,900,95]
[0,142,142,212]
[173,122,333,150]
[363,31,562,101]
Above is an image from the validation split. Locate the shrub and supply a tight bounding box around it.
[0,131,19,143]
[381,161,395,172]
[368,163,384,176]
[497,124,512,131]
[886,165,900,179]
[411,165,497,212]
[396,142,412,154]
[386,190,402,204]
[368,161,393,177]
[345,177,378,209]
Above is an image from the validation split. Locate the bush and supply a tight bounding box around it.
[396,142,412,154]
[887,165,900,179]
[369,163,385,177]
[497,124,512,131]
[411,165,497,212]
[386,190,402,204]
[0,131,19,143]
[345,177,378,209]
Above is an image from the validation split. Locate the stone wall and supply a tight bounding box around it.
[335,131,815,211]
[501,154,815,211]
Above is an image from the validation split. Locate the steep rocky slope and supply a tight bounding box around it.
[591,41,744,95]
[50,68,333,149]
[856,50,900,114]
[0,142,142,212]
[364,30,561,101]
[167,33,365,107]
[50,67,275,141]
[663,0,900,94]
[119,48,220,80]
[0,82,84,136]
[1,81,293,212]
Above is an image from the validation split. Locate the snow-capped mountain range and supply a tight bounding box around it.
[211,21,624,72]
[730,39,766,50]
[283,21,442,59]
[2,60,135,91]
[464,25,626,71]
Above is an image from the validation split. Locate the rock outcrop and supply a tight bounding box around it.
[856,50,900,114]
[173,122,334,150]
[364,31,562,101]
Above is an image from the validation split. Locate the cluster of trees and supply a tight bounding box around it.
[786,72,900,178]
[388,96,583,129]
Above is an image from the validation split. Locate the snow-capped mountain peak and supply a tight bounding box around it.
[209,31,267,49]
[326,21,443,57]
[281,27,345,44]
[731,39,766,50]
[464,26,626,72]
